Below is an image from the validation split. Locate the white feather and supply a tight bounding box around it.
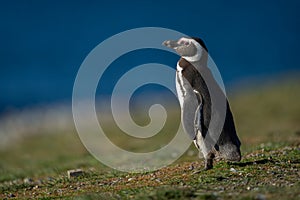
[175,64,185,108]
[182,39,203,62]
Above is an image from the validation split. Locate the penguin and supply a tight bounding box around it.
[163,37,241,170]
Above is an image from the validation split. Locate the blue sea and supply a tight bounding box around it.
[0,0,299,112]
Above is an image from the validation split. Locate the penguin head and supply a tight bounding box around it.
[163,37,208,62]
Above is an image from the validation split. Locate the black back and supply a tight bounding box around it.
[191,37,208,52]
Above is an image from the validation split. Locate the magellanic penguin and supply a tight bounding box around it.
[163,37,241,170]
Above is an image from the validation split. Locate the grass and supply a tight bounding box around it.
[0,78,300,199]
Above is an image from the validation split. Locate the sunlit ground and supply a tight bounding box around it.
[0,77,299,199]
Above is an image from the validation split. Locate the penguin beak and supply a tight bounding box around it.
[162,40,182,49]
[163,39,197,57]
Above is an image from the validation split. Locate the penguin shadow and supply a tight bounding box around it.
[229,158,275,167]
[191,158,275,174]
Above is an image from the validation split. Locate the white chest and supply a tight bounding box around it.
[175,63,188,108]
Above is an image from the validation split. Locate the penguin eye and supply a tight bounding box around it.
[179,40,190,46]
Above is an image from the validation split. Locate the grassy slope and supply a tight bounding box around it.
[0,79,299,199]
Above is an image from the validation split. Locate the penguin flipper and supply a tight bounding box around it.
[180,85,199,140]
[193,89,203,136]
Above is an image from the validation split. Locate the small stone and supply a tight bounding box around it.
[128,178,134,181]
[67,169,84,178]
[23,178,33,184]
[230,167,237,173]
[111,179,119,185]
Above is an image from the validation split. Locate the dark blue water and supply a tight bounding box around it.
[0,1,299,112]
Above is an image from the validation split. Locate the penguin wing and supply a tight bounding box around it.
[176,74,200,140]
[193,90,203,136]
[181,90,199,140]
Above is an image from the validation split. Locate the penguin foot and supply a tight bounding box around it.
[204,152,215,170]
[192,159,214,174]
[204,159,213,170]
